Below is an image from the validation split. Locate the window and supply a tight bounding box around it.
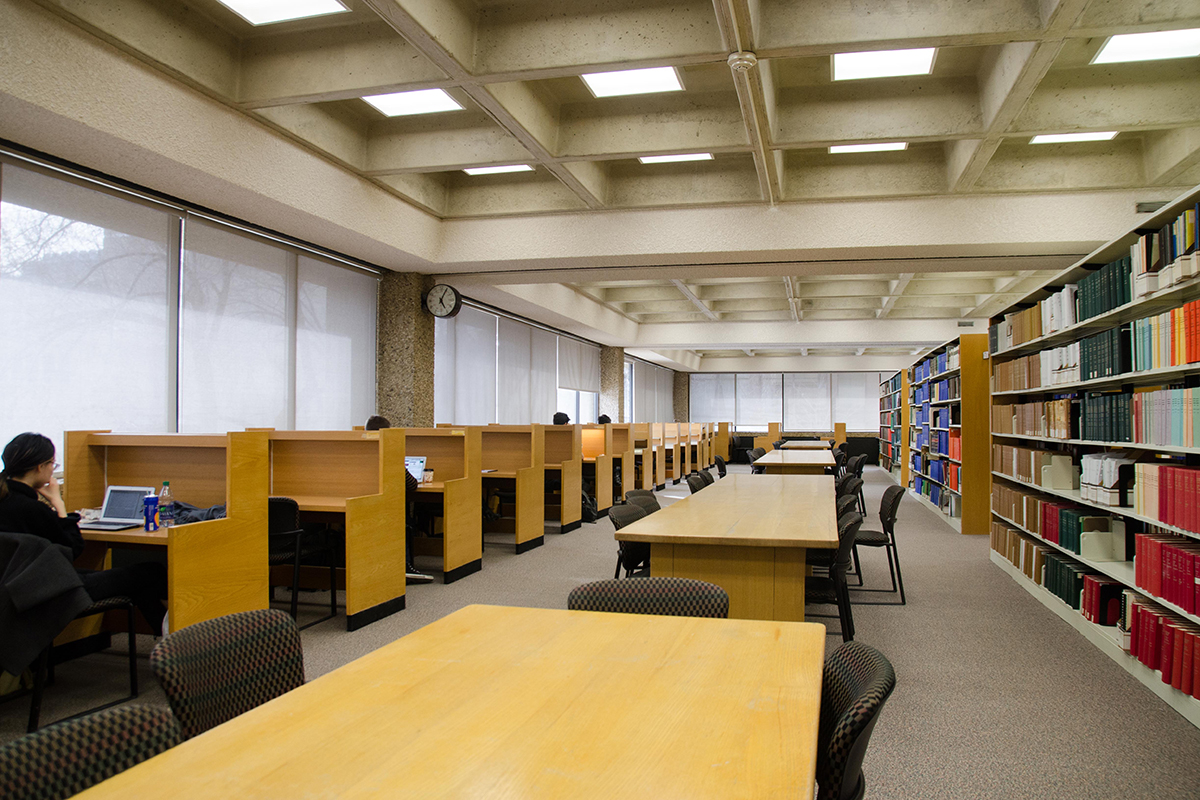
[690,371,882,432]
[556,389,598,424]
[623,361,634,423]
[784,373,831,431]
[689,374,735,423]
[833,372,882,432]
[735,373,782,431]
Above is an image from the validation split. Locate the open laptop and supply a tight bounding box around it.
[79,485,155,530]
[404,456,427,483]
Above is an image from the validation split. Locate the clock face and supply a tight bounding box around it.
[426,284,461,317]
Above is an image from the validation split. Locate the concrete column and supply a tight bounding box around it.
[600,346,625,422]
[673,371,689,422]
[376,272,435,427]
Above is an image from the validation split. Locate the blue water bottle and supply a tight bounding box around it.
[143,494,159,532]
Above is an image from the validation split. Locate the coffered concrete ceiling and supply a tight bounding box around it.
[5,0,1200,371]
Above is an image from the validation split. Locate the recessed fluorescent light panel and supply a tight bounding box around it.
[215,0,348,26]
[581,67,683,98]
[362,89,463,117]
[638,153,713,164]
[1030,132,1118,144]
[1092,28,1200,64]
[829,142,908,154]
[463,165,534,176]
[832,48,936,81]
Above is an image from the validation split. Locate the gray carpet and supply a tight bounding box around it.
[5,465,1200,799]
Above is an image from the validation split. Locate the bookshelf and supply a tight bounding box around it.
[879,371,908,485]
[988,183,1200,728]
[906,334,990,535]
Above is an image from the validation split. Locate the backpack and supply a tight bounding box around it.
[581,491,598,523]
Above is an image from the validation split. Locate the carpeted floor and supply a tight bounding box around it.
[5,464,1200,798]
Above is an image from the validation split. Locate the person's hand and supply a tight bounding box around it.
[37,477,68,517]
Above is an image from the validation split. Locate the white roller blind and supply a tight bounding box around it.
[295,256,377,429]
[656,368,674,422]
[557,337,600,392]
[530,328,558,424]
[689,374,735,423]
[784,373,832,431]
[180,220,289,432]
[833,372,882,432]
[0,163,171,456]
[433,316,456,425]
[634,360,656,422]
[452,307,498,425]
[735,373,782,429]
[497,317,532,423]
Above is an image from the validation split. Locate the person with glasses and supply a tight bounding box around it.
[0,432,168,634]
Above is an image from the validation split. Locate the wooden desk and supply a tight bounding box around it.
[780,440,833,450]
[472,426,546,554]
[77,605,825,799]
[268,430,407,630]
[609,423,634,500]
[615,474,837,621]
[405,428,483,581]
[544,425,582,532]
[580,425,613,515]
[65,431,268,634]
[754,450,837,475]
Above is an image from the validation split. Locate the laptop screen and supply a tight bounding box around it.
[404,456,427,482]
[103,487,153,521]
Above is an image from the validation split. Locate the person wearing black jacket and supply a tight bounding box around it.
[0,433,168,634]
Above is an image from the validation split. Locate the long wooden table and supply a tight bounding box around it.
[614,474,837,621]
[753,449,837,475]
[780,439,833,450]
[77,605,826,799]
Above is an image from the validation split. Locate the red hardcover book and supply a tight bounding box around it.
[1162,468,1172,528]
[1183,632,1195,695]
[1130,600,1141,658]
[1193,630,1200,699]
[1173,626,1187,690]
[1135,533,1144,590]
[1161,618,1176,683]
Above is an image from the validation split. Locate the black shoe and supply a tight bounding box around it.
[406,564,435,584]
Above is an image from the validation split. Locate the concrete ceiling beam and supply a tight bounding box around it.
[365,121,534,174]
[696,354,923,372]
[877,272,914,318]
[671,279,721,320]
[976,137,1147,192]
[1143,126,1200,186]
[557,94,747,160]
[237,24,447,108]
[635,318,979,349]
[255,104,369,171]
[376,172,448,216]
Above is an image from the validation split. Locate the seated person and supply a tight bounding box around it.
[552,412,570,425]
[361,416,432,582]
[598,414,611,424]
[0,433,168,634]
[365,415,390,431]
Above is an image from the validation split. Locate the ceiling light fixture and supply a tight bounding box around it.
[638,153,713,164]
[362,89,463,117]
[1029,132,1118,144]
[829,142,908,154]
[463,165,534,176]
[1092,28,1200,64]
[581,67,683,98]
[832,48,936,81]
[214,0,348,26]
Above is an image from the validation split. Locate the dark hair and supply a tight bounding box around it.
[552,412,570,425]
[1,432,55,500]
[365,415,391,431]
[597,415,611,424]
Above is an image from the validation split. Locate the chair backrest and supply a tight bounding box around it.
[849,454,866,478]
[836,494,858,519]
[714,455,726,477]
[879,484,905,535]
[609,502,648,531]
[0,705,180,800]
[817,642,897,800]
[149,609,304,740]
[698,469,715,485]
[686,474,706,494]
[773,440,784,449]
[267,496,301,536]
[833,512,863,571]
[624,489,655,499]
[626,495,660,515]
[835,473,855,497]
[567,577,729,618]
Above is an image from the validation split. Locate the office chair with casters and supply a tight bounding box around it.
[686,474,706,494]
[0,706,181,800]
[852,485,907,604]
[609,503,649,578]
[268,497,338,620]
[24,595,141,733]
[150,609,304,740]
[568,577,728,617]
[804,511,862,642]
[816,642,896,800]
[714,455,727,478]
[626,494,660,514]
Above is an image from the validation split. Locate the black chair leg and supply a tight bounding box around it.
[290,547,302,620]
[850,545,864,586]
[126,604,138,699]
[891,543,907,605]
[26,647,49,732]
[614,554,622,580]
[329,556,339,617]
